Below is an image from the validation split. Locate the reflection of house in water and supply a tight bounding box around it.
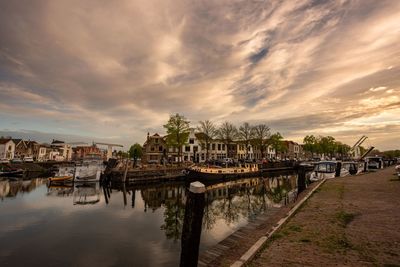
[204,175,297,206]
[4,178,47,198]
[0,180,10,199]
[140,185,187,212]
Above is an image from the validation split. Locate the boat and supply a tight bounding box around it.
[74,160,103,182]
[0,169,24,177]
[186,163,261,181]
[48,175,74,183]
[396,165,400,177]
[48,166,75,183]
[365,156,384,170]
[310,161,358,182]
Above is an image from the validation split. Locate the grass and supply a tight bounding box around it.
[336,211,356,227]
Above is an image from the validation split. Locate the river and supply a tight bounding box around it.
[0,173,299,267]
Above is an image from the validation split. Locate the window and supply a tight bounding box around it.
[151,146,155,151]
[222,144,225,150]
[193,146,198,152]
[159,146,163,152]
[217,144,221,151]
[212,144,215,150]
[155,138,159,144]
[189,138,194,144]
[185,146,190,152]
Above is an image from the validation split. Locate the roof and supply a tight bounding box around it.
[52,139,65,144]
[0,138,13,145]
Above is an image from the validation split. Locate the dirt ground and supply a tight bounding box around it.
[248,166,400,267]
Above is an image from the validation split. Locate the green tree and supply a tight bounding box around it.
[238,122,255,160]
[269,132,286,158]
[116,150,129,159]
[218,122,238,158]
[336,142,350,159]
[163,113,190,164]
[303,135,317,158]
[252,124,270,159]
[319,136,336,158]
[128,143,143,167]
[197,120,218,161]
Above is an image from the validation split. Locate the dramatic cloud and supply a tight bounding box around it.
[0,0,399,149]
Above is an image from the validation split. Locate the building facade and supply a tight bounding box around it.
[0,138,15,160]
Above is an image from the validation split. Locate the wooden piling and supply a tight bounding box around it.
[297,166,306,194]
[180,181,206,267]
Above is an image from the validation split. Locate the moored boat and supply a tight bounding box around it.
[48,175,74,183]
[310,161,358,182]
[186,163,261,181]
[396,165,400,177]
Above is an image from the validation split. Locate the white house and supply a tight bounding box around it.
[0,138,15,160]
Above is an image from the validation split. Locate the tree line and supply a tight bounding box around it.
[163,113,287,162]
[303,135,351,159]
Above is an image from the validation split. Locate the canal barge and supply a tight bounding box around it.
[186,163,261,181]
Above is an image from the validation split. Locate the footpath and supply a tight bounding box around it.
[248,166,400,266]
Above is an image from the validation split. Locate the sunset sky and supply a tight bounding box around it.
[0,0,399,150]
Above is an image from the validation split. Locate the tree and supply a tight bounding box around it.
[319,136,336,158]
[197,120,218,161]
[336,142,350,159]
[252,124,270,159]
[163,113,190,163]
[238,122,255,160]
[303,135,317,158]
[218,122,238,158]
[269,132,286,159]
[116,150,129,159]
[129,143,143,167]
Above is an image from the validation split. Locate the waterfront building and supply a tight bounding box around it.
[73,144,105,161]
[182,129,202,162]
[51,140,73,161]
[13,139,28,159]
[142,133,168,164]
[281,140,301,160]
[0,138,15,160]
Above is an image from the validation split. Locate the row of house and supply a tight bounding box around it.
[142,130,304,164]
[0,137,107,162]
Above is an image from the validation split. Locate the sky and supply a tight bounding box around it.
[0,0,399,150]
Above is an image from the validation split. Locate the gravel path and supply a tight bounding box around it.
[248,166,400,266]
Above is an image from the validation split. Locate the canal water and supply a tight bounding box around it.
[0,173,298,267]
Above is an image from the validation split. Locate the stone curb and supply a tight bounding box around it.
[230,179,327,267]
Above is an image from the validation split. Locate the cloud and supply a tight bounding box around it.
[0,0,400,150]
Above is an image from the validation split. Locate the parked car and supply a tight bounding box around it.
[11,158,23,163]
[24,156,34,163]
[0,158,9,163]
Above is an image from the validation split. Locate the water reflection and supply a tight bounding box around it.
[0,178,48,199]
[0,173,298,267]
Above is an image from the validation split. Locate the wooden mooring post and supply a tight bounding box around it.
[180,181,206,267]
[297,166,306,194]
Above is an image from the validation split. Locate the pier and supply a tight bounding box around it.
[198,166,400,266]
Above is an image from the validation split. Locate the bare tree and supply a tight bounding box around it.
[238,122,255,160]
[197,120,218,161]
[218,121,238,158]
[253,124,271,159]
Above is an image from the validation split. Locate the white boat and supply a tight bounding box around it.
[73,160,103,182]
[310,161,358,182]
[396,165,400,177]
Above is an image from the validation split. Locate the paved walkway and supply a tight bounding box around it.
[248,167,400,266]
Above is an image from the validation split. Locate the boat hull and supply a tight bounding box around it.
[186,169,261,182]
